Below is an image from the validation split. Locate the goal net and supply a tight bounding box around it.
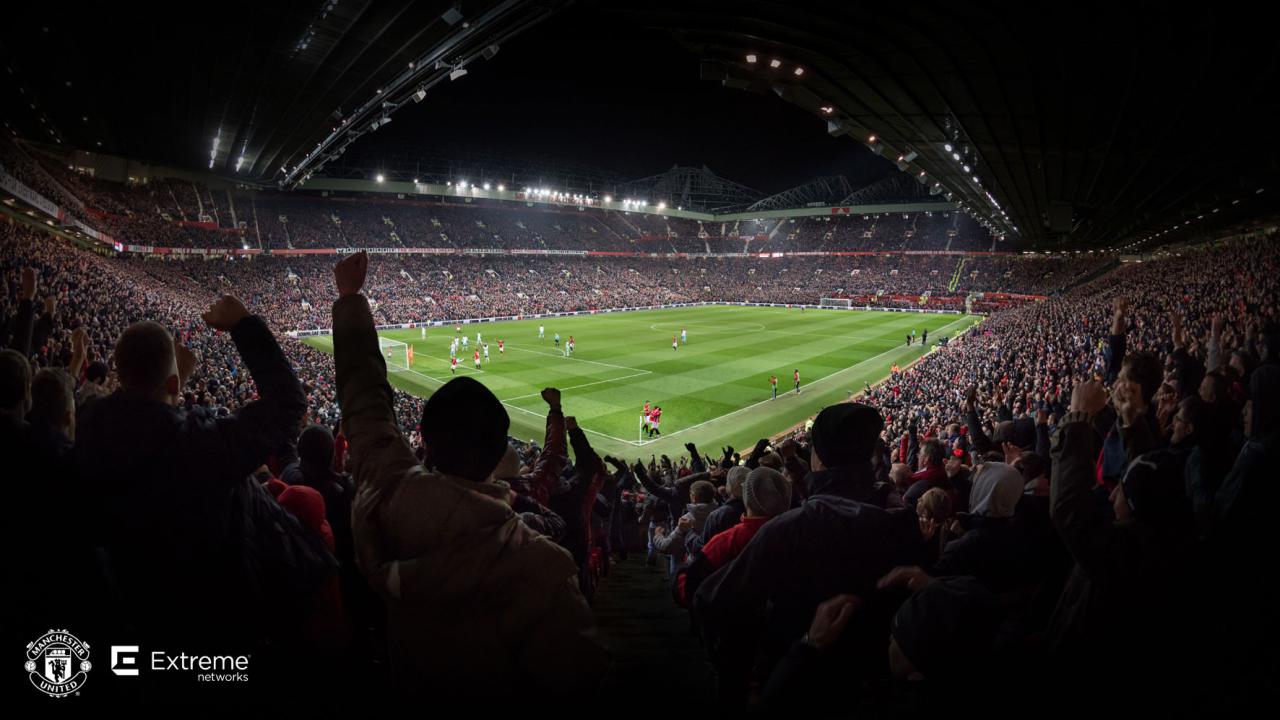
[820,297,853,309]
[380,337,409,372]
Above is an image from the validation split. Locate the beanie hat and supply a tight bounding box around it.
[420,376,510,480]
[966,462,1024,519]
[278,485,335,551]
[297,424,335,467]
[810,403,883,468]
[726,465,750,499]
[85,360,109,383]
[743,467,790,517]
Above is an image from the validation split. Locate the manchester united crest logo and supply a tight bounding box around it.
[25,630,91,698]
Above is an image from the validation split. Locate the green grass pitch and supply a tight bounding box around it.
[301,305,982,460]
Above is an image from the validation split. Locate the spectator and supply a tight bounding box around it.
[76,295,308,653]
[694,403,913,711]
[330,251,606,698]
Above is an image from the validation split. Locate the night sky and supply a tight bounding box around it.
[367,6,892,194]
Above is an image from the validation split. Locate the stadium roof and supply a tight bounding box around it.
[0,1,566,184]
[617,1,1280,248]
[5,2,1276,248]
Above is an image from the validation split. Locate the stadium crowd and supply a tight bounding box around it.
[2,195,1277,710]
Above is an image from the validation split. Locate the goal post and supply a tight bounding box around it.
[380,337,409,372]
[820,297,853,309]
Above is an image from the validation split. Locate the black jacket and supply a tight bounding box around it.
[693,461,917,699]
[75,315,306,644]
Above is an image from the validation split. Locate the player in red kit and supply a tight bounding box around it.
[450,356,458,374]
[794,368,801,394]
[647,406,662,437]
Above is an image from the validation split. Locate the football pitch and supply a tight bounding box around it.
[301,305,982,459]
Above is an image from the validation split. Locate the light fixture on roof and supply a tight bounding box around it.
[952,152,961,161]
[497,184,504,191]
[746,53,757,63]
[769,58,782,68]
[376,174,385,183]
[820,106,833,114]
[449,67,468,81]
[944,143,952,152]
[793,66,804,76]
[657,202,666,209]
[604,195,612,202]
[483,182,491,190]
[413,87,427,103]
[962,164,971,173]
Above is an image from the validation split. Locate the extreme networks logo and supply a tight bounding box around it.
[112,646,250,683]
[25,630,92,698]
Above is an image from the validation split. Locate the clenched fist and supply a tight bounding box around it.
[202,295,251,332]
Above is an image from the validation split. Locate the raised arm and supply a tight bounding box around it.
[524,388,567,505]
[1050,381,1125,578]
[201,295,307,479]
[332,252,418,491]
[1106,297,1128,384]
[7,267,37,356]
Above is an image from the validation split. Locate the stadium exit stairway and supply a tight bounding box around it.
[593,555,715,706]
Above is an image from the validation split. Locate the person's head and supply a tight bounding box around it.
[0,349,32,417]
[757,451,782,470]
[1015,451,1046,484]
[1229,350,1255,382]
[420,377,510,481]
[114,321,180,404]
[743,466,790,518]
[28,368,76,439]
[918,438,945,468]
[809,403,884,471]
[966,462,1023,519]
[1170,395,1206,445]
[1198,368,1228,404]
[725,465,749,499]
[916,487,953,540]
[888,462,911,490]
[297,424,335,468]
[1119,350,1163,404]
[690,480,715,505]
[944,448,965,477]
[85,361,109,386]
[1169,353,1205,401]
[990,420,1017,447]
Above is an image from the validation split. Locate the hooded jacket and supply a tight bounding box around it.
[653,501,715,559]
[931,463,1035,592]
[334,293,606,699]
